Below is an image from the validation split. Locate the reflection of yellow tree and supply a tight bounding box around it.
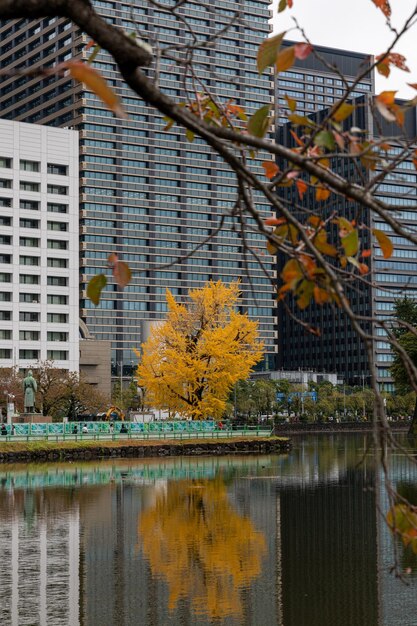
[138,478,266,619]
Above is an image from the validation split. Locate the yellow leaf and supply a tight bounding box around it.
[372,228,394,259]
[257,31,286,74]
[315,186,330,201]
[276,46,295,73]
[87,274,107,306]
[332,103,354,123]
[65,61,126,118]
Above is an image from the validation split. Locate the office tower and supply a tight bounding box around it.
[0,1,276,379]
[0,119,79,372]
[275,44,374,386]
[276,43,417,390]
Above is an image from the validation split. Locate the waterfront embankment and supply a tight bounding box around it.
[0,436,291,463]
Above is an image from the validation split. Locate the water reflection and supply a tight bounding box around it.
[138,478,266,620]
[0,436,415,626]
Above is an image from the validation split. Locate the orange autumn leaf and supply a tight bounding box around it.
[262,161,279,179]
[264,216,286,226]
[290,130,304,147]
[358,263,370,275]
[371,0,391,18]
[361,249,372,258]
[113,260,132,288]
[64,61,126,118]
[296,179,308,200]
[313,285,330,305]
[376,52,409,77]
[315,186,331,202]
[376,90,397,105]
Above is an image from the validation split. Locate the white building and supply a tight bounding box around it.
[0,120,79,371]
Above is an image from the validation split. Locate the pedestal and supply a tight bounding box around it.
[15,413,52,424]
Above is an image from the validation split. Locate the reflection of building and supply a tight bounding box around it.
[279,470,379,626]
[1,446,417,625]
[0,119,79,372]
[0,498,80,625]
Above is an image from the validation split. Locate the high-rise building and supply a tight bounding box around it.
[0,119,79,372]
[275,43,417,390]
[275,44,374,386]
[0,1,277,379]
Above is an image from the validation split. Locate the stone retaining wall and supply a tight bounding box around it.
[274,421,410,435]
[0,438,291,464]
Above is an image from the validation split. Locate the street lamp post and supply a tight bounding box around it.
[4,392,15,425]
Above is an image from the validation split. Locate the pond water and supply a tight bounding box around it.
[0,434,416,626]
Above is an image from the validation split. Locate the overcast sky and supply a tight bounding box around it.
[271,0,417,97]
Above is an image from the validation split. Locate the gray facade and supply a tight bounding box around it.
[0,1,277,378]
[275,43,417,390]
[275,44,374,386]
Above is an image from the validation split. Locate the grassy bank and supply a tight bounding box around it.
[0,436,291,463]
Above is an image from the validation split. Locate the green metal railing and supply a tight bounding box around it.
[0,420,273,442]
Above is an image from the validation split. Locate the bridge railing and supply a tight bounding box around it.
[0,421,273,441]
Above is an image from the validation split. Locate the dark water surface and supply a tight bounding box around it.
[0,434,416,626]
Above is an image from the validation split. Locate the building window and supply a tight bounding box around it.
[47,294,68,304]
[19,311,40,322]
[47,331,68,341]
[0,157,12,168]
[47,276,68,286]
[0,235,12,245]
[20,200,39,210]
[0,216,12,226]
[20,255,40,266]
[47,163,68,175]
[0,179,12,189]
[0,254,12,263]
[47,239,68,250]
[47,258,68,268]
[47,313,68,323]
[47,221,68,232]
[20,293,40,303]
[20,237,39,247]
[0,329,11,340]
[20,181,40,192]
[20,218,39,229]
[47,350,68,360]
[0,197,12,207]
[0,311,12,321]
[0,272,11,282]
[20,330,40,340]
[47,202,68,213]
[20,274,39,285]
[0,292,11,302]
[47,184,68,195]
[20,159,40,172]
[19,349,40,359]
[0,349,12,358]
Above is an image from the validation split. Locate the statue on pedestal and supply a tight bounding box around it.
[23,370,37,413]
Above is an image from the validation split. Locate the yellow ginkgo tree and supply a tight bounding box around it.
[136,281,263,420]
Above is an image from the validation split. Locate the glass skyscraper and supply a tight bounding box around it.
[0,1,277,377]
[276,43,417,390]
